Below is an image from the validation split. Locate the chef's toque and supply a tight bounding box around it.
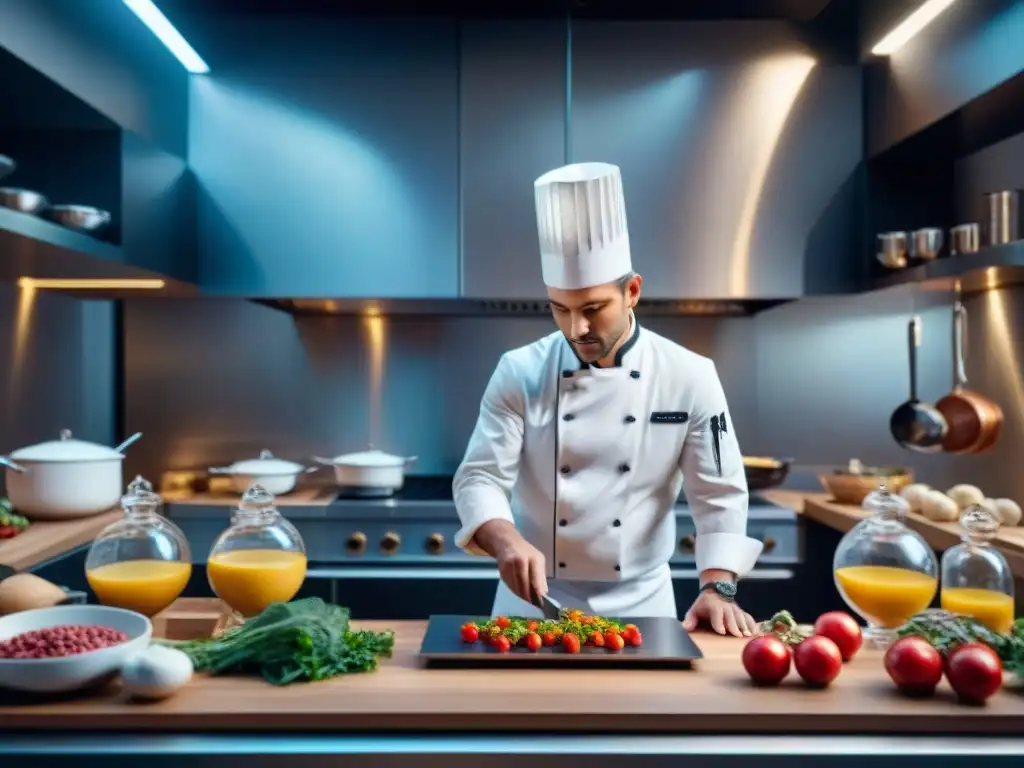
[534,162,632,290]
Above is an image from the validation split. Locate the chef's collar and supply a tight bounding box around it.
[571,313,641,370]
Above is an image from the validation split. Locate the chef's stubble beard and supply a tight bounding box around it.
[571,309,631,362]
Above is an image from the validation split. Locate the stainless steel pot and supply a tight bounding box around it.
[0,430,142,520]
[208,449,318,496]
[0,187,48,215]
[45,205,112,234]
[313,448,418,497]
[950,223,980,255]
[910,228,943,260]
[986,190,1021,246]
[877,232,908,269]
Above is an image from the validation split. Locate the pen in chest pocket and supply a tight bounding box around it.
[709,412,727,477]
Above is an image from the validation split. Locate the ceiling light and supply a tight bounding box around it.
[122,0,209,74]
[18,278,166,290]
[871,0,958,56]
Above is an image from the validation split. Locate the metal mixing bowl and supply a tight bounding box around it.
[0,187,48,214]
[45,205,112,234]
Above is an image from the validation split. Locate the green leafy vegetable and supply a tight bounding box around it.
[758,610,814,645]
[158,598,394,685]
[898,610,1024,675]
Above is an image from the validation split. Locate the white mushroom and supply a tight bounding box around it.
[120,644,193,701]
[993,498,1023,527]
[946,484,985,511]
[920,490,960,523]
[899,483,932,514]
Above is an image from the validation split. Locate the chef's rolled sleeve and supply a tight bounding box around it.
[453,354,524,555]
[679,360,764,577]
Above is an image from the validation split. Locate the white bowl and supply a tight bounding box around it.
[0,604,151,693]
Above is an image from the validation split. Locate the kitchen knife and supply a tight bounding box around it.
[531,586,562,620]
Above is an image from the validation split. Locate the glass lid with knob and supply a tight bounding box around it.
[207,483,307,619]
[85,475,192,617]
[833,481,939,648]
[940,503,1015,634]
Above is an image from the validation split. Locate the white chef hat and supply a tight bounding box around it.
[534,162,632,290]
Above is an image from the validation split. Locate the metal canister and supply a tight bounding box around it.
[986,190,1021,246]
[950,223,980,256]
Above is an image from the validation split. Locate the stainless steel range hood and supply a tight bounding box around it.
[255,297,794,318]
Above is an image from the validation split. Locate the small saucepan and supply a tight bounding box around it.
[208,449,319,496]
[0,430,143,520]
[313,447,418,497]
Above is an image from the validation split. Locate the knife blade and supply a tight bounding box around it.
[531,585,562,620]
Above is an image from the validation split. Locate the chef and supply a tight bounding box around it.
[453,162,763,637]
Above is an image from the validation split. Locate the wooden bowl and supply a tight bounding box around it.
[819,470,914,506]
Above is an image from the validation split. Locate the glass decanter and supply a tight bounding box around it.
[940,504,1015,633]
[85,475,192,617]
[833,482,939,648]
[207,484,307,624]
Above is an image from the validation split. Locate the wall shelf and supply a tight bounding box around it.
[872,240,1024,296]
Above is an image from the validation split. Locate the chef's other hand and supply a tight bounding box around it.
[683,591,757,638]
[474,520,548,603]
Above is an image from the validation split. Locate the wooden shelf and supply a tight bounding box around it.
[0,205,121,265]
[871,239,1024,296]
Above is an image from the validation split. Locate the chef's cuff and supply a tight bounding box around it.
[695,532,764,578]
[454,483,516,556]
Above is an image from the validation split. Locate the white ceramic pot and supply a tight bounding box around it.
[314,448,417,496]
[0,430,143,520]
[208,449,317,496]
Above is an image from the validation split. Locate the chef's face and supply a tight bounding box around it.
[547,274,643,363]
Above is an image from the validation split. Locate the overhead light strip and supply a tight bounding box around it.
[18,278,166,290]
[122,0,209,74]
[871,0,959,56]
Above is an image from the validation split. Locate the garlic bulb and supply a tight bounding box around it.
[920,490,959,523]
[899,483,931,514]
[946,484,985,511]
[121,644,193,701]
[993,498,1023,527]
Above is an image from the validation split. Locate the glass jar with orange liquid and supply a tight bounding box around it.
[207,484,307,624]
[940,504,1015,634]
[85,475,192,617]
[833,483,939,648]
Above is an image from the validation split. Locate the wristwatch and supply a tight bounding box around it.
[701,580,737,602]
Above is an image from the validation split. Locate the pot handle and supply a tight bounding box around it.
[312,456,335,466]
[0,456,27,474]
[303,465,323,474]
[208,467,234,475]
[114,432,143,454]
[404,455,419,466]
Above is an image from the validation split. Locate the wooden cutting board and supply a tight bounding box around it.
[418,614,704,667]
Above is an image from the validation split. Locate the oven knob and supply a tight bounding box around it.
[426,532,445,555]
[381,531,401,555]
[346,532,367,556]
[762,535,777,553]
[679,535,695,552]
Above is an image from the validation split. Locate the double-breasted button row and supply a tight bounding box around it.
[558,517,622,528]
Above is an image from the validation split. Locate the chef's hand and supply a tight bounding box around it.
[473,520,548,603]
[683,591,757,638]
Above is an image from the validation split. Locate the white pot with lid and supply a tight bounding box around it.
[0,430,143,520]
[314,447,418,496]
[208,449,318,496]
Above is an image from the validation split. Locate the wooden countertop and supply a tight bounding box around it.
[0,509,121,572]
[1,615,1022,734]
[799,493,1024,580]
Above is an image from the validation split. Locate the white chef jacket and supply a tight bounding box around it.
[453,317,763,618]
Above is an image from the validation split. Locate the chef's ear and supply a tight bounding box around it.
[626,273,643,308]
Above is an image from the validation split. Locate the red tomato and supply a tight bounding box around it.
[627,630,643,647]
[741,634,792,686]
[527,621,540,632]
[793,635,843,687]
[460,624,479,643]
[562,633,581,654]
[884,636,943,696]
[606,633,625,652]
[525,632,542,652]
[495,616,511,630]
[813,612,863,662]
[946,643,1003,704]
[542,631,558,647]
[590,631,605,647]
[619,627,635,644]
[493,635,512,653]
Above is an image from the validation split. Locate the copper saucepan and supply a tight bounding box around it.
[935,300,1003,454]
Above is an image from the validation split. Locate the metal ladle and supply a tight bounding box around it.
[890,316,947,452]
